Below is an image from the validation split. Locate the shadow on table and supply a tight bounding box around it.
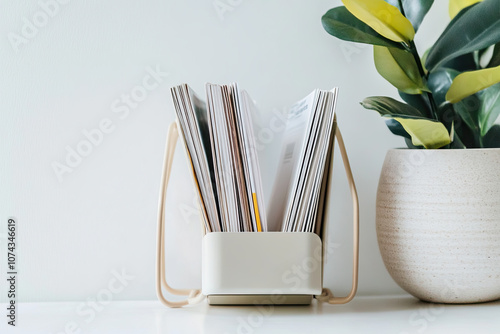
[202,294,500,316]
[152,296,500,334]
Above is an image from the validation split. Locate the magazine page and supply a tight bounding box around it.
[240,89,268,232]
[266,90,318,231]
[171,84,221,232]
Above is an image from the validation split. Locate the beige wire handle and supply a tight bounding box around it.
[156,121,205,308]
[315,126,359,304]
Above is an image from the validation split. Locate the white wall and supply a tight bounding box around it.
[0,0,450,302]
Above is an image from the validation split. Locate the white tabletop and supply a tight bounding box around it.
[2,294,500,334]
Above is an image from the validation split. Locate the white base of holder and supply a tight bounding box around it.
[202,232,323,304]
[207,294,313,305]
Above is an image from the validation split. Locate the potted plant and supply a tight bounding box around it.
[322,0,500,303]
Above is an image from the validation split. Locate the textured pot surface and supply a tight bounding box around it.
[377,149,500,303]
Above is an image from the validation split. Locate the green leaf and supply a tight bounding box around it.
[451,114,478,147]
[454,94,481,136]
[361,96,425,117]
[321,7,405,49]
[399,91,431,118]
[449,0,482,19]
[342,0,415,43]
[389,116,451,149]
[385,0,434,32]
[434,102,455,131]
[482,124,500,147]
[426,68,481,140]
[426,0,500,71]
[434,104,476,149]
[385,118,411,139]
[374,46,425,94]
[488,43,500,68]
[421,48,430,71]
[427,68,460,106]
[442,53,478,72]
[479,82,500,136]
[446,65,500,103]
[450,127,467,148]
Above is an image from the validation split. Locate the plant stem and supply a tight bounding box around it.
[407,40,439,120]
[396,0,439,121]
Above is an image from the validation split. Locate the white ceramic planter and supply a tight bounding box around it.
[376,148,500,303]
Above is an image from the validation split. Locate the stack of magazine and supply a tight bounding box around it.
[171,83,338,234]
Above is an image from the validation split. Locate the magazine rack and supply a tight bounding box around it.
[156,120,359,307]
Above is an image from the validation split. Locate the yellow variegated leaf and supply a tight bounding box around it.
[374,46,424,94]
[342,0,415,43]
[446,65,500,103]
[390,117,451,149]
[449,0,482,19]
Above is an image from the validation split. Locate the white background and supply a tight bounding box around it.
[0,0,450,302]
